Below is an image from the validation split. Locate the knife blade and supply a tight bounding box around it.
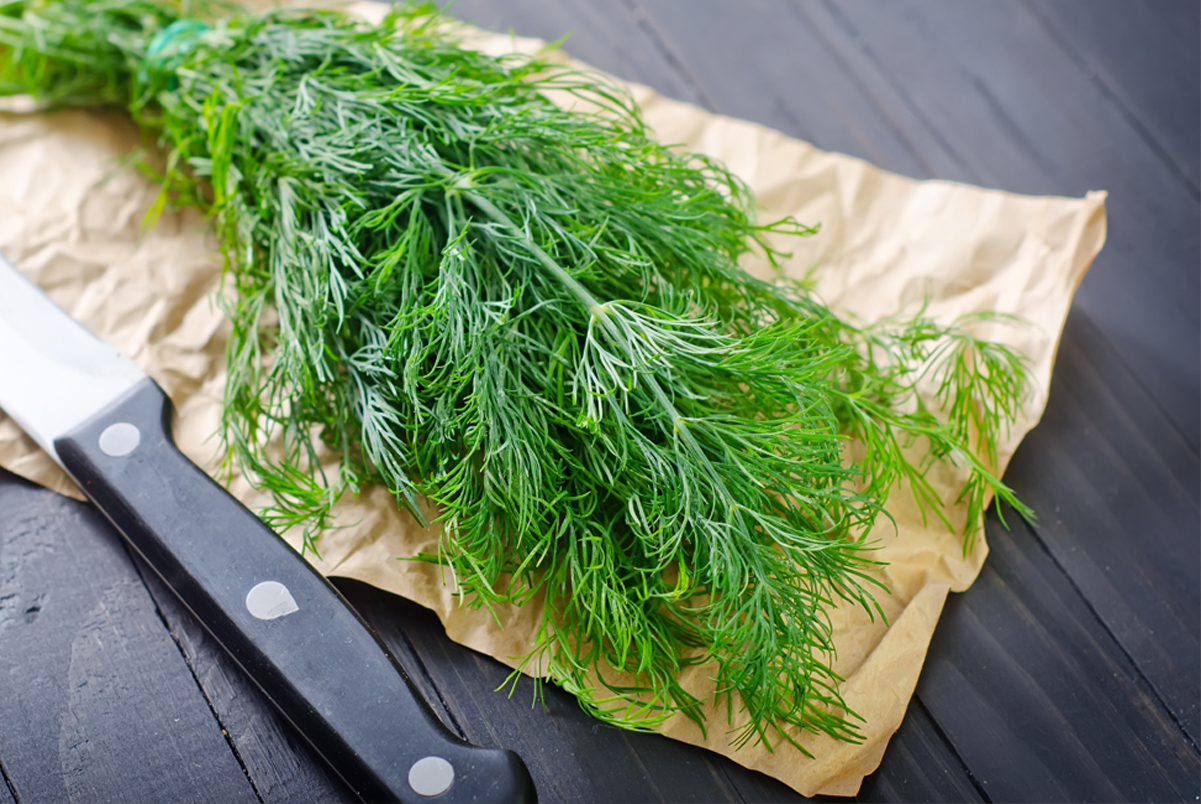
[0,255,536,804]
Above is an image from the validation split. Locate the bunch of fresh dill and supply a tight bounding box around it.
[0,0,1032,749]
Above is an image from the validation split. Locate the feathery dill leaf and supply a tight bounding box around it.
[0,0,1033,748]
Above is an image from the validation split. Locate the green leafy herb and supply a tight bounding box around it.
[0,0,1032,750]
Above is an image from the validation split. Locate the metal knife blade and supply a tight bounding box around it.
[0,262,143,460]
[0,254,536,804]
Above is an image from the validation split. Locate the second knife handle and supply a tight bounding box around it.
[55,377,536,804]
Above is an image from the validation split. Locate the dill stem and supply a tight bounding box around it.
[461,187,598,307]
[0,0,1035,749]
[464,185,732,498]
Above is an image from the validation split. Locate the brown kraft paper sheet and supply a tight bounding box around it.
[0,8,1107,796]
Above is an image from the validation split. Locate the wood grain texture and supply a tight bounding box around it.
[0,2,1196,802]
[1007,308,1201,745]
[1024,0,1201,194]
[628,0,1200,446]
[333,578,805,804]
[919,513,1199,802]
[855,701,985,804]
[335,575,1004,803]
[445,3,1201,799]
[450,0,707,109]
[0,766,16,804]
[809,0,1199,452]
[0,470,256,804]
[134,558,357,803]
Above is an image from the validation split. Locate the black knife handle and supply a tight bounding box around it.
[54,377,536,804]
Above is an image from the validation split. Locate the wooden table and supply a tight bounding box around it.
[1,2,1197,801]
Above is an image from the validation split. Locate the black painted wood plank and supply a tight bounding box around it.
[800,0,1200,451]
[1,5,1192,804]
[334,576,987,803]
[1006,308,1201,744]
[333,578,807,803]
[448,0,704,106]
[857,702,984,804]
[437,4,1201,796]
[452,0,952,179]
[631,0,958,180]
[384,3,1089,800]
[918,514,1199,803]
[0,470,256,804]
[603,0,1198,452]
[134,560,356,803]
[1024,0,1200,194]
[543,0,1200,785]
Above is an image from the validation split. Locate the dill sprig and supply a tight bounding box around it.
[0,0,1033,749]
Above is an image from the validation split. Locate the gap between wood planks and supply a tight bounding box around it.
[1015,510,1200,755]
[1,759,17,804]
[913,698,989,804]
[594,3,1200,760]
[119,547,269,804]
[1020,0,1200,202]
[621,0,1199,454]
[618,0,718,112]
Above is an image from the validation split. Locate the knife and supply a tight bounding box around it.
[0,255,537,804]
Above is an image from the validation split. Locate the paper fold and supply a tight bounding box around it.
[0,14,1106,796]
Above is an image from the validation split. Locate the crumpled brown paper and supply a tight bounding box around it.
[0,6,1106,796]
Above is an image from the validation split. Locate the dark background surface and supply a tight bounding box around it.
[1,2,1198,802]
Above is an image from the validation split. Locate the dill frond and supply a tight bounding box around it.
[0,0,1033,748]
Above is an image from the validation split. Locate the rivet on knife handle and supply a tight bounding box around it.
[0,256,536,804]
[53,378,536,803]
